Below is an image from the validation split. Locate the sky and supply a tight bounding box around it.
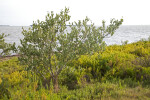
[0,0,150,26]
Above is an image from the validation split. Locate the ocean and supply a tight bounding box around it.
[0,25,150,46]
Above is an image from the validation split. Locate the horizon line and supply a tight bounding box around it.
[1,24,150,27]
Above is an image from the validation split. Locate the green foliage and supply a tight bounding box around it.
[0,41,150,99]
[0,85,11,99]
[59,66,90,90]
[76,53,110,80]
[0,57,28,99]
[0,33,16,56]
[18,7,123,91]
[74,41,150,83]
[58,81,150,100]
[106,41,150,83]
[59,67,80,90]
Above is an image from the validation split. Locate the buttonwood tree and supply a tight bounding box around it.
[19,8,123,92]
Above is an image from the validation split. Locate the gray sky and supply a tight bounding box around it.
[0,0,150,26]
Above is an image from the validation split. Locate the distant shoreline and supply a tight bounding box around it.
[0,25,10,26]
[1,25,150,27]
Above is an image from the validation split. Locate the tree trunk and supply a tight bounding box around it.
[52,75,59,93]
[42,75,59,92]
[42,77,51,89]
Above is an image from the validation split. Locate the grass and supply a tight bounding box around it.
[47,80,150,100]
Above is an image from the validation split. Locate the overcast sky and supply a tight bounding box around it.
[0,0,150,26]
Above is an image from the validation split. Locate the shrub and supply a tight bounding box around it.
[59,66,90,90]
[0,57,30,99]
[75,41,150,83]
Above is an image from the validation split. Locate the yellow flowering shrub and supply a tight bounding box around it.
[4,71,29,86]
[0,57,29,87]
[75,41,150,81]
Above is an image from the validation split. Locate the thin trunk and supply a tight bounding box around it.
[42,77,51,89]
[42,75,59,92]
[52,75,59,93]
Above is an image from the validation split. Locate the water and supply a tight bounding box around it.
[0,26,28,46]
[104,25,150,45]
[0,25,150,46]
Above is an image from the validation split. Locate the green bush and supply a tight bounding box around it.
[59,67,80,90]
[59,66,91,90]
[0,58,29,87]
[102,41,150,83]
[0,57,30,99]
[74,41,150,83]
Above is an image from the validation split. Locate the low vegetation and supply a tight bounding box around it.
[0,40,150,99]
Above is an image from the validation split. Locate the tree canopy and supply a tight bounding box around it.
[19,8,123,92]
